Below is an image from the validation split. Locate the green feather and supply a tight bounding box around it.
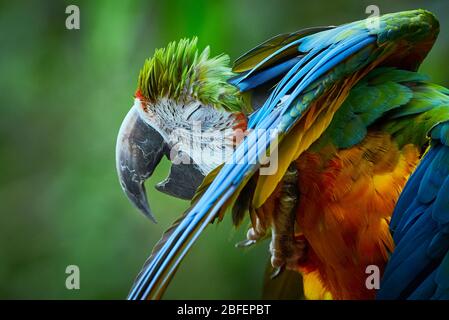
[312,68,414,149]
[376,9,439,44]
[137,38,244,112]
[311,67,449,151]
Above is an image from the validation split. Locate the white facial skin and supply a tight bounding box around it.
[135,97,244,174]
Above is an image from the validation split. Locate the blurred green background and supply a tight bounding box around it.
[0,0,448,299]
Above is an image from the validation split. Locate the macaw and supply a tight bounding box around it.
[116,10,449,300]
[116,38,248,222]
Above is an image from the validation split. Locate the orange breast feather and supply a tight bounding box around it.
[295,132,420,299]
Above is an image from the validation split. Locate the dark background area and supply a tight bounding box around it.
[0,0,448,299]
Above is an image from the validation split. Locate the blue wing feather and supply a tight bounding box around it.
[389,146,439,231]
[228,56,302,92]
[378,123,449,300]
[408,269,437,299]
[433,252,449,298]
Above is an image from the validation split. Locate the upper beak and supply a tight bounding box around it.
[116,106,166,223]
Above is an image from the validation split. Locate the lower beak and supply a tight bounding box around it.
[116,106,166,222]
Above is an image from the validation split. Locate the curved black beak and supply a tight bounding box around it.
[116,106,166,223]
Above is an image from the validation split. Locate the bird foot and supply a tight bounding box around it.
[270,265,285,279]
[269,235,307,271]
[235,239,257,248]
[235,225,266,248]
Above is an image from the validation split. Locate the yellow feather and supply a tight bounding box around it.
[303,271,333,300]
[252,122,303,208]
[251,77,359,208]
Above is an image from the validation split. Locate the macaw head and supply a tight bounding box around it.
[116,38,247,222]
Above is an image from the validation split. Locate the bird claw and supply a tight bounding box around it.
[269,235,307,271]
[236,225,266,248]
[270,265,285,279]
[235,239,257,248]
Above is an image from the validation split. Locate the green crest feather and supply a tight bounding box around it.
[137,38,243,112]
